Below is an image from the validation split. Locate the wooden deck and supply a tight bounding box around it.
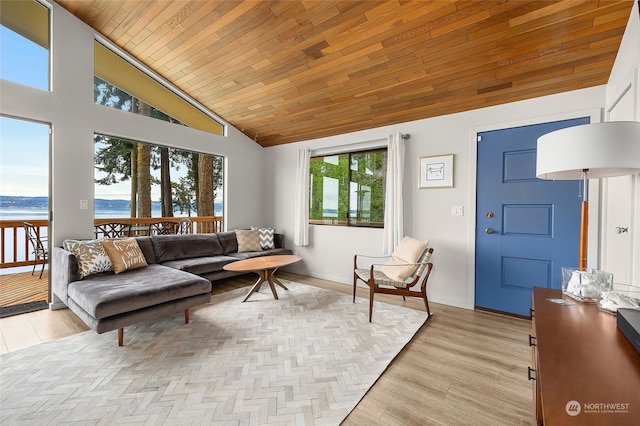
[0,269,49,307]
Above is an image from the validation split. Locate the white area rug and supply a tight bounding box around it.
[0,281,427,425]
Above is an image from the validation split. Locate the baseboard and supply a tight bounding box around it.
[49,301,67,310]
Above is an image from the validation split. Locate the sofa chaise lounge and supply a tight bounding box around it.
[53,231,292,345]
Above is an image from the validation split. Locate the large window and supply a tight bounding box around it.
[94,134,223,219]
[0,0,49,91]
[309,149,386,227]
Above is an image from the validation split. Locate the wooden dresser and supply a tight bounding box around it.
[530,287,640,425]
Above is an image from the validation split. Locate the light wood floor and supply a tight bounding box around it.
[0,269,49,307]
[0,272,534,425]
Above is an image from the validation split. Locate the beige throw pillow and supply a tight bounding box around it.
[101,238,148,274]
[380,236,428,282]
[235,229,262,252]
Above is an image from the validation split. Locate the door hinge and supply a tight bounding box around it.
[477,135,482,142]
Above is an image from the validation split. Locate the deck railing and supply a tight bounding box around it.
[0,216,223,269]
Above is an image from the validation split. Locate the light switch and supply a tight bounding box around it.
[451,206,464,216]
[80,199,88,210]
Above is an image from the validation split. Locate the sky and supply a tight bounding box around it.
[0,26,49,197]
[0,25,191,202]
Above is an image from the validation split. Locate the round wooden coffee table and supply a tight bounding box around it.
[223,255,302,302]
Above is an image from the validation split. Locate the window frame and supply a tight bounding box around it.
[309,147,387,228]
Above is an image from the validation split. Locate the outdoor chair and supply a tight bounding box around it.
[353,238,434,322]
[150,221,178,235]
[177,218,192,234]
[94,222,132,239]
[23,222,48,279]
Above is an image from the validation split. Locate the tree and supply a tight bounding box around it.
[198,153,214,216]
[160,146,172,217]
[94,77,224,219]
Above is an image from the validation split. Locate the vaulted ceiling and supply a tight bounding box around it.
[55,0,634,147]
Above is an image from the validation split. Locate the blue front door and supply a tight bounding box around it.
[475,117,589,316]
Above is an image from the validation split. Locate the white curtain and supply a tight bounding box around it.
[294,147,311,246]
[383,133,405,254]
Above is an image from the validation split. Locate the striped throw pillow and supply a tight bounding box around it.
[252,226,275,250]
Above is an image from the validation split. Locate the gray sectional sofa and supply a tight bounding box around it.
[53,231,292,345]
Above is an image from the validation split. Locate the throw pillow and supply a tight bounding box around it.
[101,238,148,274]
[380,236,429,282]
[235,229,262,252]
[251,226,275,250]
[63,239,113,279]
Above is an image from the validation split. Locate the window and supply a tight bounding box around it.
[94,134,223,219]
[0,0,49,91]
[95,76,185,126]
[94,41,224,135]
[309,149,386,227]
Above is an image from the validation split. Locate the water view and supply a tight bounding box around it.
[0,197,222,275]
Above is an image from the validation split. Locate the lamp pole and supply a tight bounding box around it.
[579,169,589,271]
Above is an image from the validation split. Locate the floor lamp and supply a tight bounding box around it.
[536,121,640,271]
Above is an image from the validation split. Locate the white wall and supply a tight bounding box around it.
[266,87,607,309]
[0,1,265,245]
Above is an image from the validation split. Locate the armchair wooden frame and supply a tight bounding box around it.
[353,248,434,322]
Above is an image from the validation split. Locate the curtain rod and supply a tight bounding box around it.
[311,133,410,156]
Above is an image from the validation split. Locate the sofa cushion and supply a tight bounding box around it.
[228,248,292,260]
[101,238,148,274]
[152,234,223,263]
[67,264,211,319]
[235,229,262,252]
[135,237,156,264]
[216,231,239,254]
[161,255,237,276]
[63,239,113,279]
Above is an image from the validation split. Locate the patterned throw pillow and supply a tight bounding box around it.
[251,226,275,250]
[235,229,262,252]
[63,239,113,279]
[101,238,148,274]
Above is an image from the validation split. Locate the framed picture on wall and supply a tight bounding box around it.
[419,154,453,188]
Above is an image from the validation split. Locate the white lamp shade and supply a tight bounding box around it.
[536,121,640,180]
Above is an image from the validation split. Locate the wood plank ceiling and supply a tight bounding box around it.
[55,0,634,147]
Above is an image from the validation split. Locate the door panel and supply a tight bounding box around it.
[475,117,589,316]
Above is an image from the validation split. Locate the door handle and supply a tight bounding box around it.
[485,228,494,234]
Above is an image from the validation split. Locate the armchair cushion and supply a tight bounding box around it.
[380,236,428,282]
